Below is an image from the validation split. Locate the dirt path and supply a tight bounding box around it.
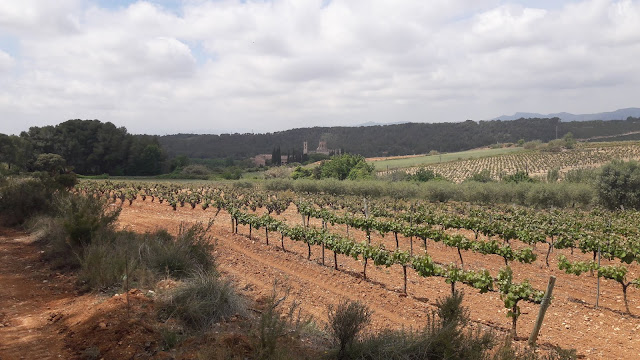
[0,228,74,360]
[116,200,640,359]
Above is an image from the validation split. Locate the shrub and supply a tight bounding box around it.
[263,178,294,192]
[291,166,313,180]
[502,171,536,184]
[525,184,569,208]
[31,215,78,269]
[181,164,211,176]
[465,169,495,183]
[423,181,460,203]
[78,230,140,290]
[378,170,410,182]
[597,160,640,210]
[494,338,577,360]
[264,166,293,179]
[54,193,120,247]
[462,182,502,205]
[314,154,375,180]
[409,168,438,182]
[564,168,598,184]
[253,282,313,359]
[523,140,541,150]
[546,168,560,183]
[159,270,244,332]
[346,292,494,360]
[543,139,565,153]
[232,180,254,189]
[144,222,216,278]
[0,178,55,226]
[327,300,372,359]
[221,168,242,180]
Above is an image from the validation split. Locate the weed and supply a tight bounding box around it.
[327,300,372,359]
[159,270,244,332]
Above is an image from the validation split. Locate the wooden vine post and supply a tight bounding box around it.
[363,198,369,280]
[528,276,556,346]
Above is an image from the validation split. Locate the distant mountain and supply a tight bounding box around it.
[493,108,640,122]
[356,121,410,127]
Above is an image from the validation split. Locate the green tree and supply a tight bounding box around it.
[169,155,190,172]
[597,160,640,210]
[563,132,576,149]
[291,166,313,179]
[502,171,535,184]
[409,168,438,182]
[137,144,165,175]
[317,154,374,180]
[34,153,67,175]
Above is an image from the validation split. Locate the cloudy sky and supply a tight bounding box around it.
[1,0,639,135]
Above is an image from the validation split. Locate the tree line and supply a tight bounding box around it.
[0,119,165,176]
[3,117,640,176]
[159,117,640,160]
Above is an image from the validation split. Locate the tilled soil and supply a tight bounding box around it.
[116,200,640,360]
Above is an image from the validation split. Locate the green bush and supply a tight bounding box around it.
[462,182,502,204]
[54,193,120,247]
[159,270,244,332]
[181,164,211,176]
[408,168,439,182]
[502,171,536,184]
[465,169,495,183]
[564,168,598,184]
[597,160,640,210]
[264,178,295,192]
[423,181,460,203]
[308,154,375,180]
[31,215,78,269]
[144,222,216,278]
[291,166,313,180]
[523,140,541,150]
[524,184,569,208]
[546,168,560,183]
[0,178,55,226]
[232,180,255,189]
[221,168,242,180]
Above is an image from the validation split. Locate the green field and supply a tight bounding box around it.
[370,147,526,171]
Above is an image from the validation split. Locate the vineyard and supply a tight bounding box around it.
[380,141,640,182]
[73,180,640,358]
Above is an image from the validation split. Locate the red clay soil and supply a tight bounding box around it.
[0,228,164,360]
[0,227,75,359]
[115,200,640,360]
[3,198,640,359]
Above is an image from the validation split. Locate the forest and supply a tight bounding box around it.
[0,120,165,176]
[3,117,640,176]
[160,117,640,160]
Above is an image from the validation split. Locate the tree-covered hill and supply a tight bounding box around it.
[159,117,640,160]
[1,120,164,176]
[3,117,640,176]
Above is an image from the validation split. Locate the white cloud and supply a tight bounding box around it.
[0,50,14,73]
[1,0,640,135]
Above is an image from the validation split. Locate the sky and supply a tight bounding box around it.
[1,0,639,135]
